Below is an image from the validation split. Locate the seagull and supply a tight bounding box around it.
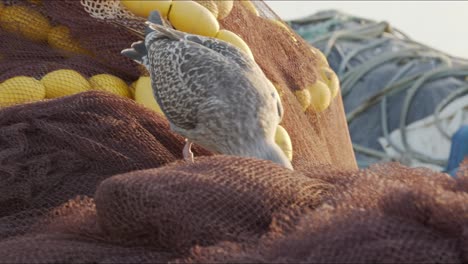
[121,11,293,170]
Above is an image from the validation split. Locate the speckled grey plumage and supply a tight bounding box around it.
[122,11,292,170]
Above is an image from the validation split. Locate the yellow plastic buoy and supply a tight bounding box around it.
[129,80,138,98]
[294,89,311,112]
[194,0,218,18]
[240,0,259,16]
[168,0,220,37]
[48,25,91,56]
[270,19,288,31]
[0,6,51,42]
[0,76,46,107]
[89,74,131,98]
[215,0,233,19]
[320,67,340,98]
[215,29,254,60]
[41,70,91,99]
[269,19,298,43]
[27,0,42,5]
[134,76,165,116]
[307,80,332,112]
[275,125,293,161]
[120,0,172,18]
[311,47,329,66]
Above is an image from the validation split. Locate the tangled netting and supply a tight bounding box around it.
[0,0,357,171]
[1,0,466,263]
[289,11,468,170]
[0,0,144,81]
[0,92,467,263]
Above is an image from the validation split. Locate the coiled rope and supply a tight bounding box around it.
[290,11,468,167]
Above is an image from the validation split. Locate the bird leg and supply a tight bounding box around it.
[183,138,194,163]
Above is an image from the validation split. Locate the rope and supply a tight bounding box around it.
[290,11,468,168]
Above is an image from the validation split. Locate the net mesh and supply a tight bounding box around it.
[216,1,356,170]
[0,0,357,171]
[0,0,466,263]
[181,162,468,263]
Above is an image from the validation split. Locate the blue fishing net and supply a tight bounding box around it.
[446,125,468,177]
[289,10,468,168]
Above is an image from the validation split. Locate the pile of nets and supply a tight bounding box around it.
[0,1,467,263]
[0,92,467,263]
[289,10,468,170]
[0,0,356,170]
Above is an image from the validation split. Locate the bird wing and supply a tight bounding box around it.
[145,25,286,124]
[147,23,253,69]
[146,33,248,131]
[183,34,253,69]
[122,11,282,131]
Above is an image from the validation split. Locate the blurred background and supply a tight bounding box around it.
[267,1,468,58]
[266,1,468,175]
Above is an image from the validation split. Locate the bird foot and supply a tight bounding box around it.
[183,139,194,163]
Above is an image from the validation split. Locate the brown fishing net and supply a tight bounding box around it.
[0,0,141,82]
[182,162,468,263]
[0,92,466,262]
[218,2,356,171]
[0,0,356,170]
[1,0,467,263]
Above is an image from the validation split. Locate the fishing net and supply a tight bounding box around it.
[1,1,466,263]
[289,10,468,170]
[0,93,466,262]
[0,0,357,170]
[183,163,468,264]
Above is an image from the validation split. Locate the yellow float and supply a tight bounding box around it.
[320,67,340,98]
[168,0,220,37]
[41,70,91,99]
[133,76,165,116]
[307,80,332,112]
[275,125,293,161]
[129,80,138,98]
[0,76,46,107]
[120,0,172,18]
[215,0,233,19]
[215,29,254,60]
[27,0,42,4]
[311,47,329,66]
[240,0,259,16]
[89,74,132,98]
[269,19,298,43]
[48,25,91,56]
[194,0,218,18]
[294,89,311,112]
[0,5,51,42]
